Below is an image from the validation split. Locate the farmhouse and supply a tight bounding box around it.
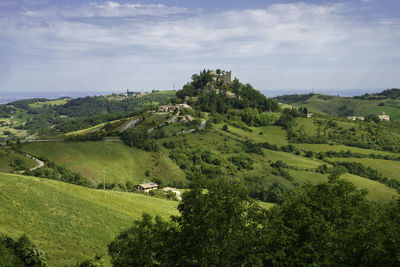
[379,112,390,121]
[306,113,313,118]
[347,116,364,121]
[135,182,158,193]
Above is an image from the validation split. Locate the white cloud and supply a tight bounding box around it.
[1,1,400,91]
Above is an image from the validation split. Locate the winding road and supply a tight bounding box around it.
[25,154,45,171]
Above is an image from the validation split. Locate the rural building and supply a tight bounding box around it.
[158,105,169,113]
[347,116,364,121]
[306,113,313,118]
[379,112,390,121]
[135,182,158,193]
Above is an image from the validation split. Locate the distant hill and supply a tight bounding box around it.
[275,89,400,120]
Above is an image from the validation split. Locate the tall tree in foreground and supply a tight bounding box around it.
[108,178,400,266]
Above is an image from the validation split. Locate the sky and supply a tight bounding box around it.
[0,0,399,94]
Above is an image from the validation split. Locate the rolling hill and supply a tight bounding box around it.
[0,172,178,266]
[275,91,400,120]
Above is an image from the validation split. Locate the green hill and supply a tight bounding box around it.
[21,140,186,186]
[0,172,178,266]
[276,92,400,120]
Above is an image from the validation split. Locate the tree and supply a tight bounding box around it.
[263,179,381,266]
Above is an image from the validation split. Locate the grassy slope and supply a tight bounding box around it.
[293,143,400,157]
[288,170,398,202]
[21,141,186,185]
[0,150,38,172]
[288,94,400,120]
[29,98,70,109]
[0,173,178,266]
[328,157,400,182]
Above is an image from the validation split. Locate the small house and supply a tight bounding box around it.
[306,113,313,118]
[347,116,364,121]
[135,182,158,193]
[379,112,390,121]
[158,105,169,113]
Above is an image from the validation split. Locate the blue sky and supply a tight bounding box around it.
[0,0,399,93]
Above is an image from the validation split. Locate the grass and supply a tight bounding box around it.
[285,94,400,120]
[288,170,398,202]
[263,149,324,169]
[28,98,70,109]
[0,172,178,266]
[293,143,400,157]
[341,173,398,202]
[0,149,38,172]
[224,125,288,146]
[21,141,186,186]
[328,157,400,182]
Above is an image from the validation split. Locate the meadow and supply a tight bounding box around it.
[0,173,178,266]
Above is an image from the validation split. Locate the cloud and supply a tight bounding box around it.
[21,1,188,18]
[1,1,399,90]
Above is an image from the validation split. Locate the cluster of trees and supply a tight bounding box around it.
[0,234,47,266]
[228,154,254,170]
[176,70,279,114]
[64,132,105,142]
[274,93,314,104]
[24,159,92,187]
[0,105,16,118]
[169,148,222,179]
[120,129,159,152]
[8,98,48,109]
[243,177,288,204]
[108,178,400,266]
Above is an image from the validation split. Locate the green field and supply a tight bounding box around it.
[293,143,400,157]
[281,94,400,120]
[288,170,398,202]
[263,149,324,169]
[21,141,186,185]
[224,125,288,146]
[29,98,70,109]
[0,149,38,172]
[328,157,400,182]
[0,173,178,266]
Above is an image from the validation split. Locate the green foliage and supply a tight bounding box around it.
[228,154,254,170]
[109,180,265,266]
[176,69,279,114]
[0,234,47,267]
[25,159,92,187]
[120,129,159,152]
[108,178,400,266]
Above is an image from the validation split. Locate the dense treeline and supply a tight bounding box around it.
[108,178,400,266]
[0,234,47,266]
[8,98,48,109]
[54,93,172,118]
[120,129,159,152]
[274,93,314,104]
[0,105,16,118]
